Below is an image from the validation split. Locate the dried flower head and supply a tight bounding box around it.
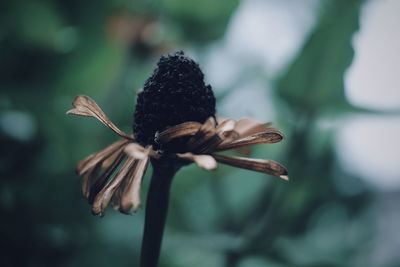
[134,51,216,148]
[67,51,288,217]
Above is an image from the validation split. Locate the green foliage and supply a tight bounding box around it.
[160,0,239,42]
[277,0,363,113]
[1,0,391,267]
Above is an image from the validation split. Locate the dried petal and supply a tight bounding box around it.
[213,154,288,180]
[124,143,149,159]
[216,119,239,142]
[119,157,149,214]
[101,145,124,169]
[234,118,272,138]
[91,157,137,215]
[216,130,283,151]
[88,152,125,202]
[175,153,217,170]
[186,117,217,151]
[67,95,134,140]
[76,139,128,175]
[81,163,101,199]
[157,121,202,143]
[217,119,236,133]
[196,135,224,153]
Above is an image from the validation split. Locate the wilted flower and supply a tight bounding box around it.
[67,51,288,217]
[68,51,289,267]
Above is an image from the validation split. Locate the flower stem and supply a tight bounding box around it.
[140,161,179,267]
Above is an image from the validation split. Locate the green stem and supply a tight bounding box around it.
[140,162,179,267]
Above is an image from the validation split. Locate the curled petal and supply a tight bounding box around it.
[196,135,224,153]
[157,121,202,143]
[217,119,236,133]
[88,152,125,203]
[124,143,149,159]
[119,157,150,214]
[186,118,219,152]
[212,154,288,180]
[91,157,137,216]
[76,139,128,175]
[216,119,239,143]
[81,163,101,199]
[175,153,217,170]
[216,130,283,151]
[67,95,134,140]
[234,118,273,138]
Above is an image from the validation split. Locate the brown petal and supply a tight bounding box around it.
[124,143,149,159]
[234,118,273,138]
[216,119,239,142]
[87,151,125,202]
[185,117,218,151]
[91,157,137,216]
[175,153,217,170]
[119,157,149,214]
[212,154,288,180]
[216,129,283,151]
[81,163,101,199]
[157,121,202,143]
[76,139,128,175]
[67,95,134,140]
[217,119,236,133]
[196,134,224,153]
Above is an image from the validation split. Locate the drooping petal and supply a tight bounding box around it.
[91,157,137,216]
[87,151,125,202]
[212,154,288,180]
[216,129,283,151]
[76,139,128,175]
[175,153,217,170]
[156,121,202,143]
[67,95,134,140]
[83,146,125,199]
[119,157,150,214]
[124,143,150,159]
[81,163,101,199]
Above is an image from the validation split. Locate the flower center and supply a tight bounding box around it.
[133,51,216,151]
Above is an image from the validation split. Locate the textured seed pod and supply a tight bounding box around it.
[133,51,216,150]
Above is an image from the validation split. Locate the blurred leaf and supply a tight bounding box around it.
[160,0,239,42]
[13,0,64,49]
[277,0,363,113]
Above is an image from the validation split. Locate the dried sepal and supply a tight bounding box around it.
[67,95,134,140]
[91,157,137,216]
[212,154,288,180]
[119,157,150,214]
[175,153,217,170]
[156,121,202,143]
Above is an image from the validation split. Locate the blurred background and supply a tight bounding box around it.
[1,0,400,266]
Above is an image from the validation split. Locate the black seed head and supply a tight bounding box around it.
[133,51,216,149]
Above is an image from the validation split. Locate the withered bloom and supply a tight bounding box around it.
[67,51,288,267]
